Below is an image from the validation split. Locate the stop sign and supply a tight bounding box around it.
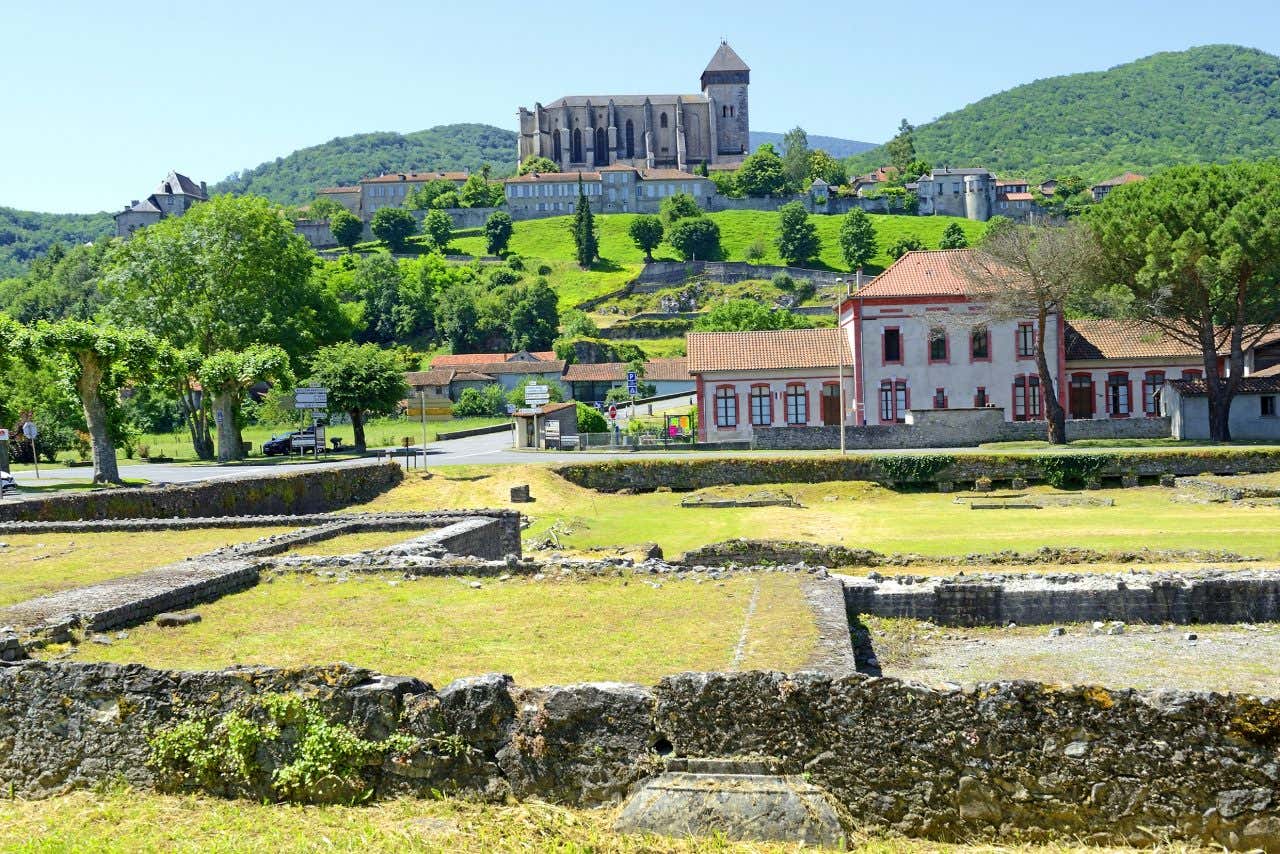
[608,405,618,420]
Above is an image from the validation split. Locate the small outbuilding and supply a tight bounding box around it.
[1162,372,1280,441]
[512,401,580,449]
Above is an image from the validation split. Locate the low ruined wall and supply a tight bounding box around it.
[631,260,846,291]
[555,449,1280,492]
[0,461,404,522]
[1,661,1277,850]
[844,569,1280,627]
[755,414,1171,451]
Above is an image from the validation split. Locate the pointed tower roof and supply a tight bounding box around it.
[701,41,750,89]
[703,41,749,74]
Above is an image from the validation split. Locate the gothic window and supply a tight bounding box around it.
[594,127,608,166]
[552,133,561,162]
[625,120,635,158]
[660,113,668,129]
[571,128,582,163]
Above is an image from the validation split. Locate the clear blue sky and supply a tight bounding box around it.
[5,0,1279,213]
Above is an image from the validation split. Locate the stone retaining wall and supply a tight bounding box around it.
[630,260,846,292]
[0,461,404,522]
[842,568,1280,628]
[755,414,1171,450]
[1,661,1277,850]
[555,449,1280,492]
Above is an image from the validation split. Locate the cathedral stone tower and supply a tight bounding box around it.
[701,41,750,159]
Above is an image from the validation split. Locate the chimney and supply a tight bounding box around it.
[130,200,139,208]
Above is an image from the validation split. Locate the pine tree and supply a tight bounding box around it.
[571,175,598,268]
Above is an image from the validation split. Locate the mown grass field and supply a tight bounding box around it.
[446,210,987,309]
[0,528,286,607]
[57,571,818,685]
[2,789,1197,853]
[356,464,1280,565]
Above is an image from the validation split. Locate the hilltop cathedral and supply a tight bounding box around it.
[517,42,750,173]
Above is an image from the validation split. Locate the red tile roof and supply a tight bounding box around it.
[317,186,360,194]
[1000,192,1035,201]
[853,249,1000,299]
[431,352,557,368]
[563,362,627,382]
[1253,363,1280,378]
[404,369,455,387]
[1170,376,1280,396]
[687,329,851,373]
[1065,320,1204,361]
[1093,172,1145,189]
[643,357,691,381]
[362,172,468,184]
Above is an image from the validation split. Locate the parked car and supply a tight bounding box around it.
[0,470,15,495]
[261,427,315,456]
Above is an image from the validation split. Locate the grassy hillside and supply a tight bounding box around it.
[0,207,114,279]
[211,123,518,205]
[447,210,986,308]
[848,45,1280,181]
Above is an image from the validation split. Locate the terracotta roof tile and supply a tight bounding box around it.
[317,186,360,194]
[361,172,468,184]
[1252,363,1280,378]
[431,352,557,368]
[563,362,626,382]
[504,171,601,183]
[1000,192,1035,201]
[687,328,851,373]
[404,369,454,387]
[853,249,998,299]
[1093,172,1145,189]
[456,360,565,376]
[1065,320,1203,361]
[642,357,691,381]
[1170,376,1280,396]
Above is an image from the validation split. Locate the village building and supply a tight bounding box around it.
[359,171,470,218]
[517,42,750,174]
[1163,367,1280,441]
[561,357,693,402]
[503,165,713,218]
[114,170,207,238]
[687,328,853,443]
[428,350,565,393]
[1090,171,1145,202]
[316,186,361,215]
[512,401,579,449]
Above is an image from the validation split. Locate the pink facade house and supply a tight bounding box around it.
[687,328,853,442]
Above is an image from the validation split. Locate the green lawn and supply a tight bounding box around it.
[0,528,287,608]
[55,572,818,686]
[358,464,1280,564]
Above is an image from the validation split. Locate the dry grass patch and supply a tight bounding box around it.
[0,788,1211,853]
[53,571,818,686]
[864,615,1280,694]
[0,527,286,608]
[352,466,1280,567]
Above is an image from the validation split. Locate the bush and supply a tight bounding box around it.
[772,273,796,291]
[506,254,525,271]
[537,263,552,275]
[452,384,507,417]
[488,268,522,287]
[577,403,608,434]
[745,238,767,263]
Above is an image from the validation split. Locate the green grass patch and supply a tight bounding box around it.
[0,528,288,608]
[56,572,819,686]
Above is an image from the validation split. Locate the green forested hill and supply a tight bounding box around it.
[0,208,114,279]
[848,45,1280,181]
[211,123,519,204]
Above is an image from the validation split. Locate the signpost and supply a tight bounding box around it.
[626,371,638,396]
[0,427,8,476]
[21,420,38,478]
[294,387,329,409]
[291,387,329,457]
[544,420,560,449]
[524,385,551,448]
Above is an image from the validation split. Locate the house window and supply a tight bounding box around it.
[1107,373,1131,417]
[1262,396,1277,417]
[1016,322,1036,358]
[1181,369,1203,380]
[660,113,668,129]
[749,385,772,426]
[1142,371,1165,416]
[714,386,737,428]
[933,388,948,409]
[883,328,902,364]
[974,386,988,407]
[879,379,908,423]
[970,327,990,360]
[1013,375,1041,421]
[929,327,948,363]
[785,384,809,425]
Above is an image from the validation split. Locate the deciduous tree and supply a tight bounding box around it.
[371,208,418,252]
[506,278,559,351]
[734,144,788,197]
[776,201,820,266]
[422,210,453,252]
[781,127,811,191]
[939,222,970,249]
[887,235,925,259]
[518,156,560,175]
[1088,162,1280,440]
[484,211,514,255]
[693,299,811,332]
[27,320,160,483]
[666,217,721,261]
[808,149,847,187]
[628,215,664,262]
[198,344,293,462]
[306,343,407,453]
[659,193,702,226]
[884,119,917,174]
[838,208,878,271]
[329,209,364,253]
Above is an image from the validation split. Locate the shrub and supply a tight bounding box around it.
[877,454,955,483]
[452,384,507,417]
[772,273,796,291]
[577,403,608,434]
[488,268,521,287]
[506,254,525,271]
[1039,454,1114,489]
[745,238,767,264]
[537,263,552,275]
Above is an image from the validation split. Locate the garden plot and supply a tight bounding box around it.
[0,527,287,608]
[50,571,821,686]
[865,615,1280,694]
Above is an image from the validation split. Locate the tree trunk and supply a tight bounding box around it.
[178,382,214,460]
[351,410,367,453]
[1200,323,1232,442]
[1036,313,1066,445]
[213,388,245,463]
[76,354,121,484]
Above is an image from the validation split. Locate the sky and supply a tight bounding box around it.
[4,0,1280,214]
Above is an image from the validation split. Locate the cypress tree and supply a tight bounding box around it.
[572,174,598,268]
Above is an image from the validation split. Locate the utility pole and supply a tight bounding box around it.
[419,388,428,457]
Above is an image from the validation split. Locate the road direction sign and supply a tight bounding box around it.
[21,422,37,440]
[524,384,550,405]
[295,387,329,409]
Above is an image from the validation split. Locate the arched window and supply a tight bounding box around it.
[730,106,735,117]
[552,133,561,163]
[624,120,635,158]
[593,126,608,166]
[660,113,668,129]
[571,128,582,163]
